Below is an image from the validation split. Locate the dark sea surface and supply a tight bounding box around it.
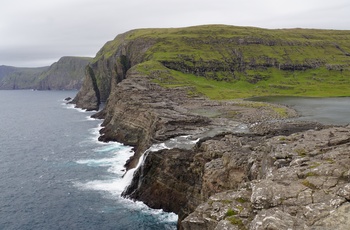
[0,90,176,230]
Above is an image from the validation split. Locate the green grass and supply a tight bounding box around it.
[225,208,238,217]
[95,24,350,99]
[136,61,350,100]
[226,216,247,230]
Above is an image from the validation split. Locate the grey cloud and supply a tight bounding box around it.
[0,0,349,67]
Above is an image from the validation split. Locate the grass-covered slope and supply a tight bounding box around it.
[96,25,350,99]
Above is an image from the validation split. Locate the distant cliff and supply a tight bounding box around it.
[36,56,92,90]
[73,25,350,229]
[0,66,49,89]
[0,56,92,90]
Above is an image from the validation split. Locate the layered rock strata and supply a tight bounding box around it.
[90,68,291,169]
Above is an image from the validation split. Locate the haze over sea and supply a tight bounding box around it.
[0,90,176,230]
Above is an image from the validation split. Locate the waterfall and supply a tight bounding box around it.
[121,135,200,193]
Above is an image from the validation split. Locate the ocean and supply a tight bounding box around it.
[0,90,177,230]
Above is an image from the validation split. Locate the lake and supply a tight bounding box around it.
[248,96,350,125]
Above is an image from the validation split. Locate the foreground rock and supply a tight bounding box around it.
[124,120,349,229]
[180,125,350,229]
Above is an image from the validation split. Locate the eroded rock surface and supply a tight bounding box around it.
[181,126,350,229]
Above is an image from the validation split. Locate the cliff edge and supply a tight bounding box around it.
[73,25,350,229]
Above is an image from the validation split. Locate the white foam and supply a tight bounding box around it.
[122,199,178,225]
[76,178,126,194]
[86,115,98,121]
[86,123,104,144]
[63,103,87,113]
[94,144,124,153]
[75,132,179,226]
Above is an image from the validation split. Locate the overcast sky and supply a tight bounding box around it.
[1,0,349,67]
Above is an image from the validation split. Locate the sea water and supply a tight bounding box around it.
[0,90,177,230]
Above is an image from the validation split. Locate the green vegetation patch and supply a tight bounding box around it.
[305,171,320,177]
[301,179,318,190]
[98,25,350,99]
[226,216,247,230]
[226,208,238,217]
[235,197,249,203]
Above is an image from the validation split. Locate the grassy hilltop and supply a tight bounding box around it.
[93,25,350,99]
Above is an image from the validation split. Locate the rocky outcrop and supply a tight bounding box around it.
[123,122,328,228]
[180,125,350,229]
[71,66,100,111]
[74,33,157,109]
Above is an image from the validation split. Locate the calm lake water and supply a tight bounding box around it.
[249,96,350,125]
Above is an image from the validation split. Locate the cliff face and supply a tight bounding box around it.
[73,25,350,229]
[72,33,157,110]
[91,68,213,167]
[0,56,91,90]
[0,66,49,89]
[36,56,92,90]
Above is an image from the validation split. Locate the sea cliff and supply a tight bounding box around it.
[0,56,91,90]
[73,25,350,229]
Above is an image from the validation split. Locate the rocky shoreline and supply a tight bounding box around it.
[73,66,350,229]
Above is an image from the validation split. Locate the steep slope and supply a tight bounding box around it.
[37,56,92,90]
[0,56,91,90]
[0,66,49,89]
